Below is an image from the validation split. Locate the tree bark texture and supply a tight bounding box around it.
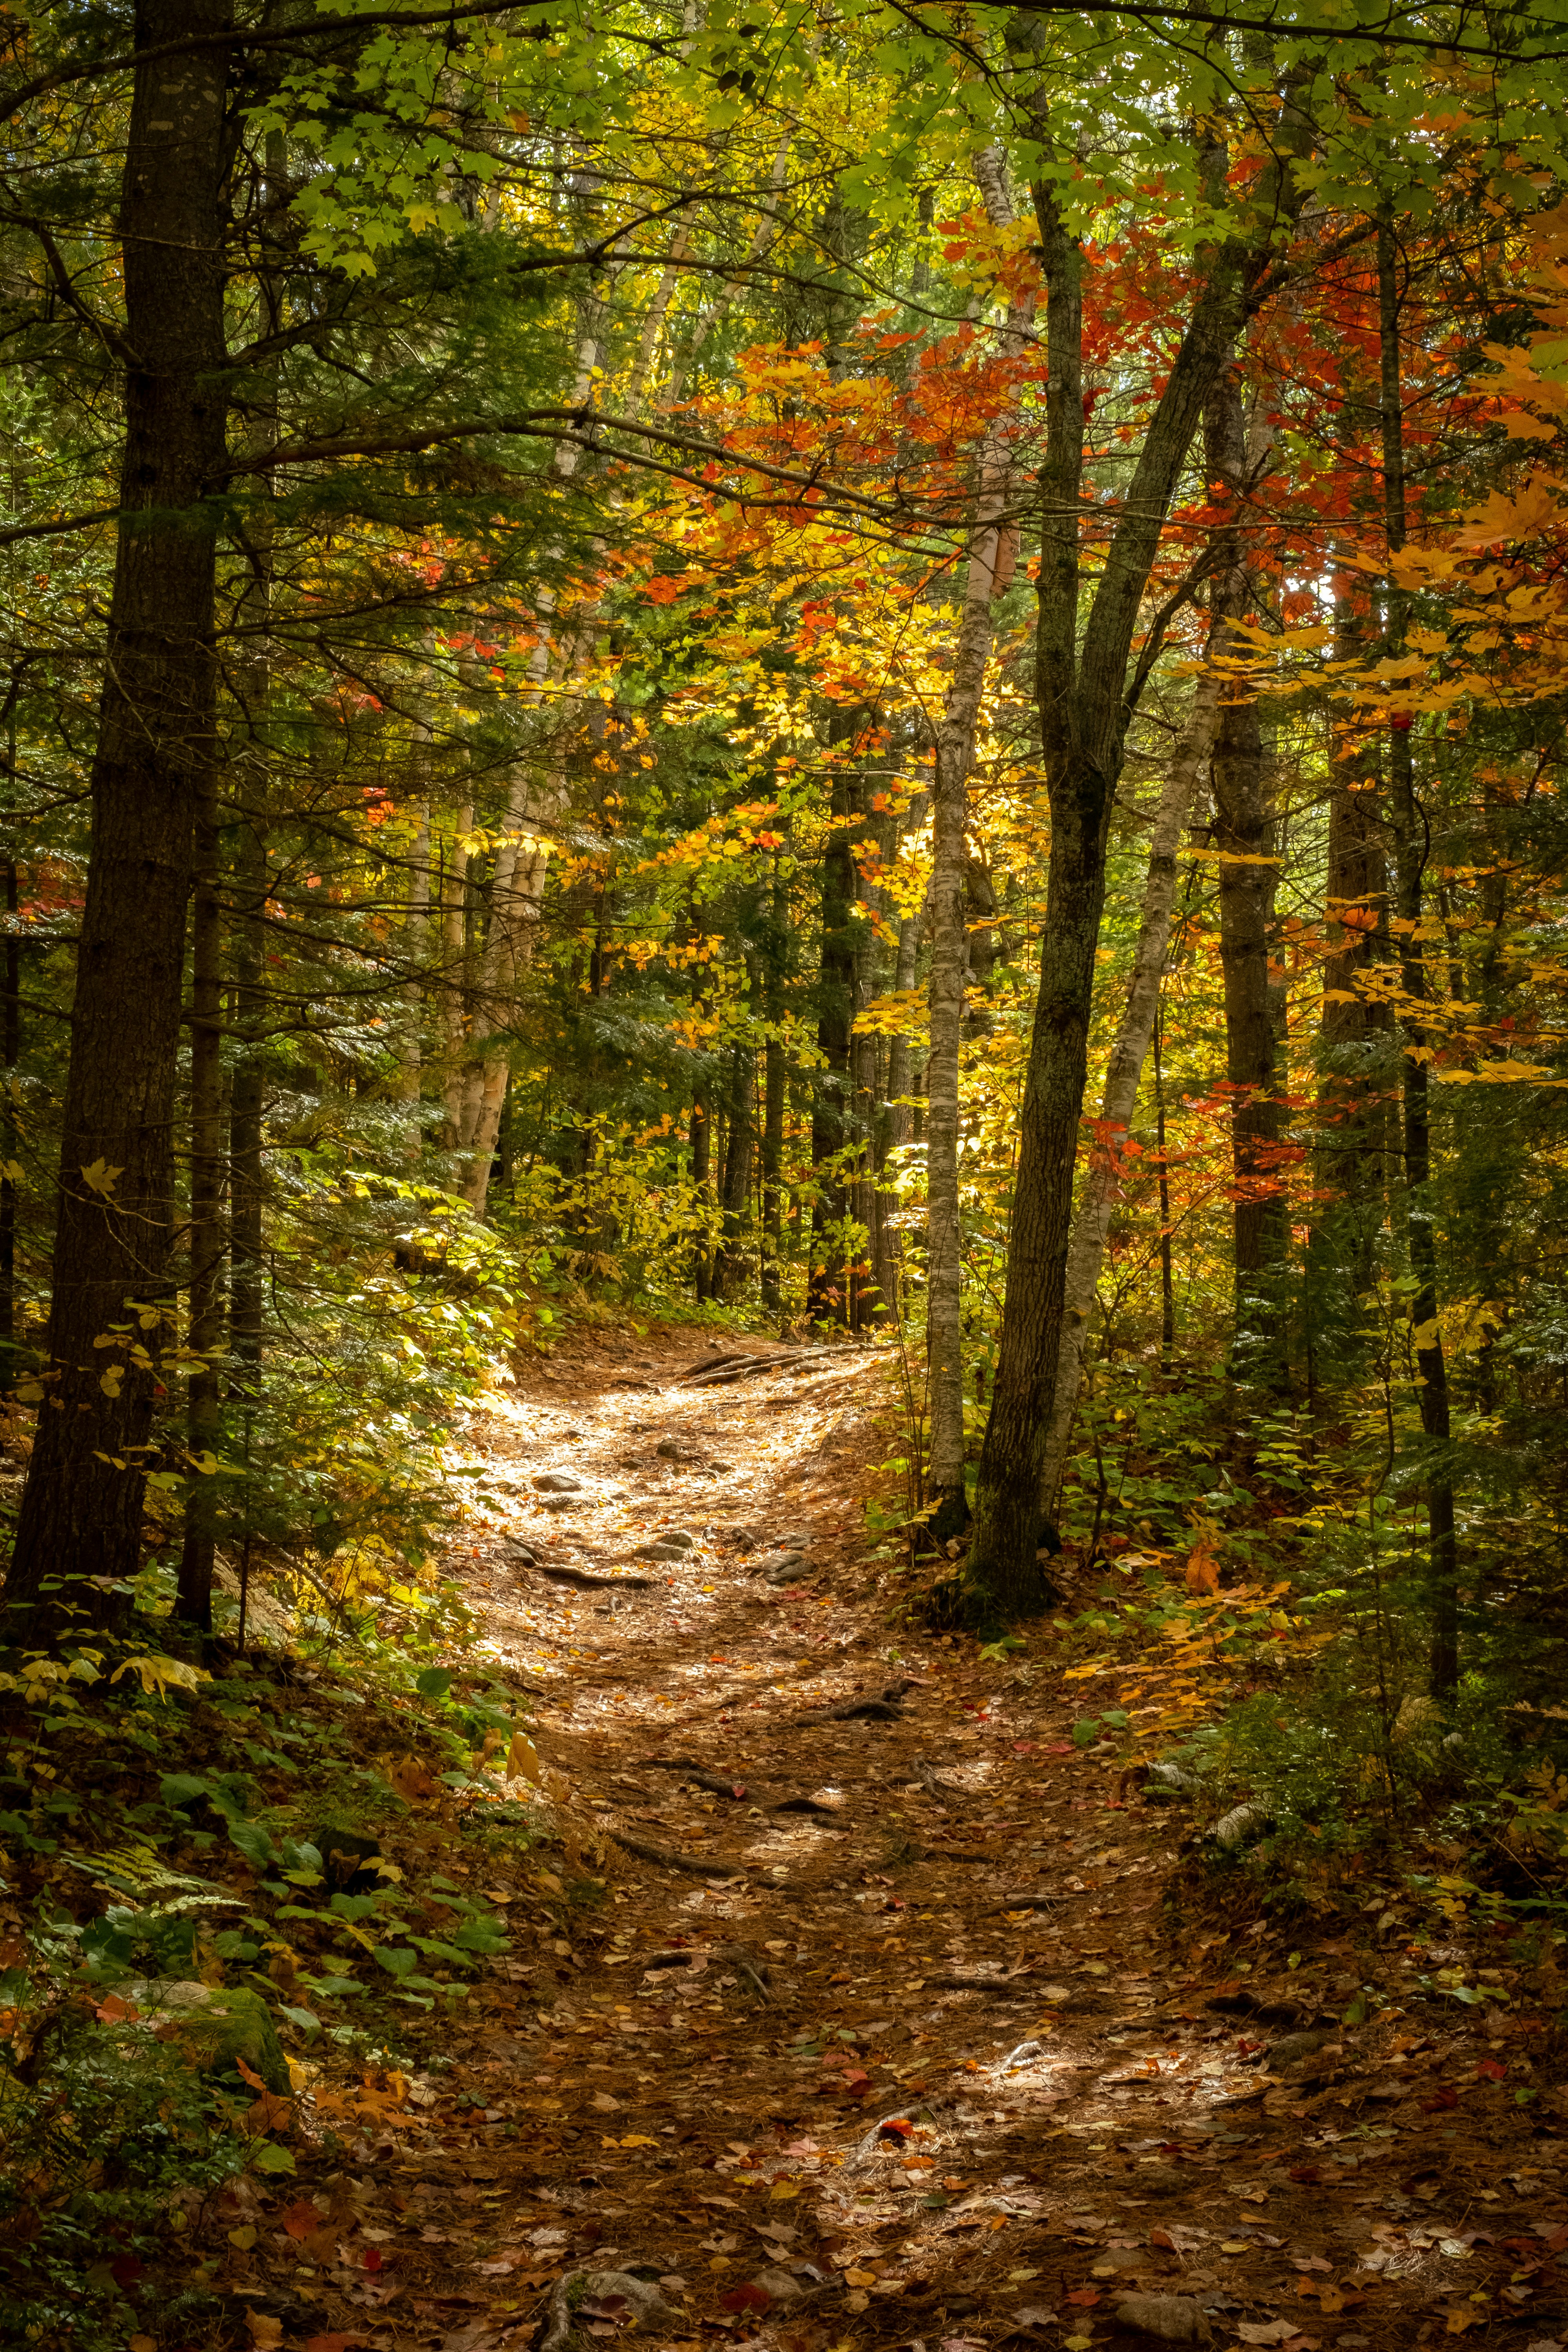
[1205,368,1288,1371]
[1035,675,1218,1521]
[1379,209,1459,1699]
[809,771,857,1326]
[176,775,224,1630]
[925,147,1036,1533]
[967,68,1298,1611]
[6,0,233,1639]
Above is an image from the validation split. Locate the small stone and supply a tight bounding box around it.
[1209,1802,1271,1850]
[1267,2028,1338,2071]
[775,1530,811,1550]
[539,2270,677,2352]
[758,1551,810,1584]
[535,1472,585,1494]
[634,1542,690,1562]
[123,1979,290,2095]
[1113,2292,1212,2345]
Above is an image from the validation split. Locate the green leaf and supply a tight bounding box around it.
[1071,1718,1102,1748]
[414,1666,454,1700]
[252,2141,296,2175]
[160,1773,210,1809]
[374,1944,418,1977]
[279,2004,322,2038]
[227,1817,279,1871]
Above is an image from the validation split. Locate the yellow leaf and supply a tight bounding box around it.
[1410,1319,1441,1350]
[229,2224,258,2249]
[79,1158,124,1195]
[108,1653,209,1700]
[617,2133,659,2147]
[99,1367,123,1397]
[506,1731,541,1785]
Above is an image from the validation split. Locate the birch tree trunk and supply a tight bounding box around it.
[924,148,1037,1539]
[1034,675,1218,1523]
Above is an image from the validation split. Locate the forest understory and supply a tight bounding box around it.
[5,1320,1562,2352]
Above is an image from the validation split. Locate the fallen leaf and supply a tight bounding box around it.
[1065,2289,1101,2308]
[721,2284,773,2312]
[245,2319,283,2349]
[1238,2326,1300,2347]
[282,2199,325,2240]
[229,2226,259,2251]
[1477,2059,1508,2082]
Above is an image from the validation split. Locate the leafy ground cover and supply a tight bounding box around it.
[5,1321,1564,2352]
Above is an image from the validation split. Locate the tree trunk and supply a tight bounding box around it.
[926,148,1035,1536]
[967,73,1294,1611]
[176,774,225,1630]
[714,1046,754,1298]
[440,800,474,1149]
[691,1089,713,1302]
[809,773,857,1327]
[1206,368,1287,1384]
[1035,675,1218,1523]
[1379,208,1459,1700]
[1308,529,1389,1374]
[1,859,17,1364]
[5,0,233,1642]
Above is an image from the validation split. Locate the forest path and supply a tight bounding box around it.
[376,1321,1559,2352]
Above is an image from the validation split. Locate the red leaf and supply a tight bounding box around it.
[879,2119,916,2140]
[841,2068,871,2097]
[1065,2290,1102,2308]
[1288,2166,1324,2185]
[1477,2058,1508,2082]
[109,2255,143,2289]
[363,2248,383,2272]
[1149,2229,1177,2251]
[1422,2085,1459,2112]
[95,1993,138,2024]
[721,2284,773,2312]
[281,2200,324,2241]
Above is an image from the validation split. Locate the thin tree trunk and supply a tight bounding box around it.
[926,148,1036,1537]
[810,771,857,1327]
[1036,676,1218,1523]
[0,858,17,1362]
[440,800,473,1147]
[691,1089,713,1302]
[1205,369,1288,1381]
[1154,1006,1175,1367]
[176,776,225,1630]
[5,0,232,1640]
[1379,208,1459,1700]
[714,1045,754,1298]
[1308,511,1390,1363]
[967,65,1300,1610]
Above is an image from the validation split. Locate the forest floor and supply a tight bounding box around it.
[111,1321,1568,2352]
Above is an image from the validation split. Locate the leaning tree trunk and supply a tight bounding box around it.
[1035,674,1218,1524]
[924,145,1036,1539]
[966,58,1304,1612]
[5,0,233,1642]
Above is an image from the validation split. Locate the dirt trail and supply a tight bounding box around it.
[318,1323,1567,2352]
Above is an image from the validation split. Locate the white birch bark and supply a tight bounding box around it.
[925,149,1036,1519]
[1035,676,1220,1520]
